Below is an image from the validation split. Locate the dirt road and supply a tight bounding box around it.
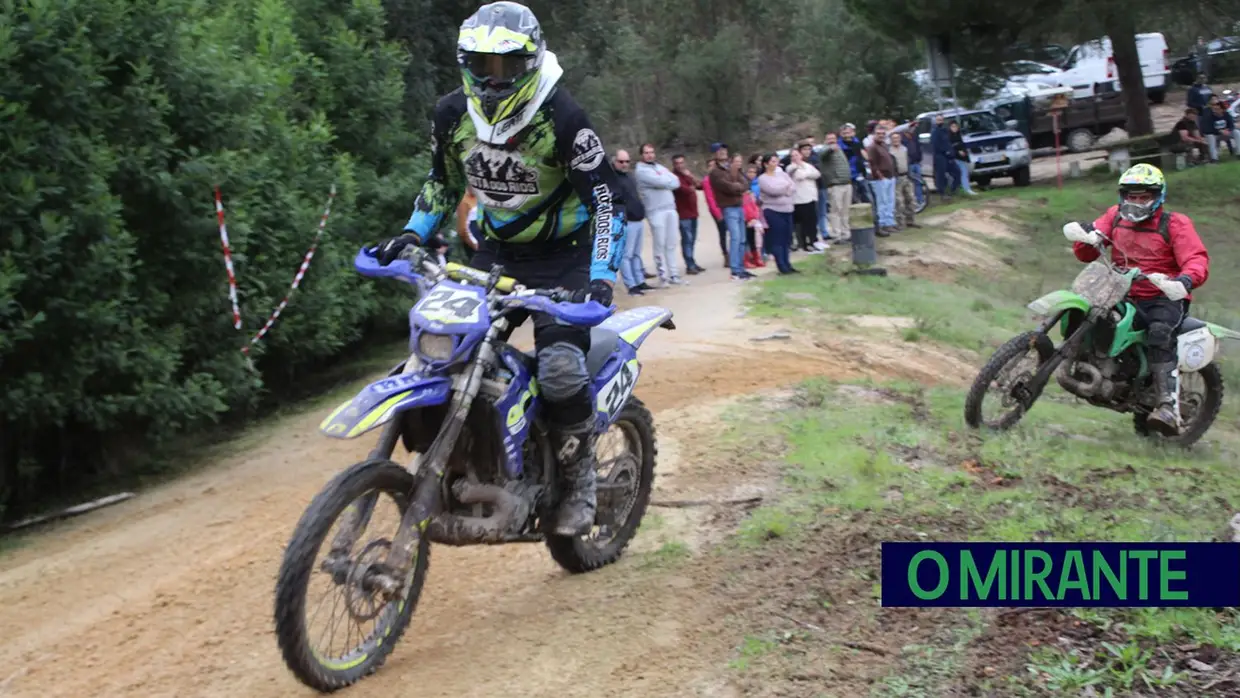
[0,215,978,698]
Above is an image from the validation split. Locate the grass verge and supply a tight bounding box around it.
[718,163,1240,696]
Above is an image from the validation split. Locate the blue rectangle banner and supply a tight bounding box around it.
[880,542,1240,607]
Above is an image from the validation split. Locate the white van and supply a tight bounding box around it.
[1056,32,1170,103]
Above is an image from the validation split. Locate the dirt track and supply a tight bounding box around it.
[0,213,979,698]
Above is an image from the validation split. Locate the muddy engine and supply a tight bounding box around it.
[1055,351,1142,408]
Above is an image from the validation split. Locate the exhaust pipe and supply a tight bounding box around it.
[427,479,532,545]
[1056,361,1102,397]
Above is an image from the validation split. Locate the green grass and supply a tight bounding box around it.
[745,265,1028,352]
[725,378,1240,694]
[724,164,1240,694]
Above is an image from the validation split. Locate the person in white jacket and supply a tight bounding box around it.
[635,143,685,285]
[785,145,824,253]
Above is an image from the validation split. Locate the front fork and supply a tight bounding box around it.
[1018,310,1098,406]
[325,322,507,597]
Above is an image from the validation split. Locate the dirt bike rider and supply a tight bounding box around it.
[370,1,627,537]
[1061,163,1210,436]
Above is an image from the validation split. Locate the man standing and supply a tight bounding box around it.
[707,145,752,280]
[838,123,868,204]
[672,154,705,274]
[890,132,920,231]
[866,125,897,236]
[822,131,854,242]
[903,119,925,203]
[635,143,686,285]
[930,113,956,201]
[703,142,728,260]
[613,149,654,295]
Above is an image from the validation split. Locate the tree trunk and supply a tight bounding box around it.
[1104,16,1153,136]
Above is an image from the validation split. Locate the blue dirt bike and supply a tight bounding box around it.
[273,246,675,692]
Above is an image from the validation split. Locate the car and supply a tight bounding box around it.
[1057,32,1171,103]
[1004,60,1067,87]
[1171,36,1240,85]
[901,108,1033,187]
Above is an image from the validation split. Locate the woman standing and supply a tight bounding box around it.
[786,145,822,252]
[949,121,978,196]
[757,153,798,274]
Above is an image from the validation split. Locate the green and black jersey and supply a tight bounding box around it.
[403,87,627,282]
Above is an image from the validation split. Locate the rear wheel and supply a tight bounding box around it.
[274,460,430,692]
[965,331,1056,430]
[546,398,656,573]
[1066,128,1096,153]
[1133,364,1224,448]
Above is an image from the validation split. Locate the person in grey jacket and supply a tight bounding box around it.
[635,143,685,285]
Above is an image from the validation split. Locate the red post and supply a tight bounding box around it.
[1053,111,1062,189]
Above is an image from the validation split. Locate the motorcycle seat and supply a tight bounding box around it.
[1179,316,1207,334]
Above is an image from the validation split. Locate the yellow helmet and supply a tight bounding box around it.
[1116,163,1166,223]
[457,2,545,126]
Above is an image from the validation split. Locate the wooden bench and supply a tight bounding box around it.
[1100,132,1187,172]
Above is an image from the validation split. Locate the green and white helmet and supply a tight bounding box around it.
[457,2,545,127]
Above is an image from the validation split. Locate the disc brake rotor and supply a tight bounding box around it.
[343,538,395,622]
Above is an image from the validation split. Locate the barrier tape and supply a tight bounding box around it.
[240,183,338,354]
[214,187,242,330]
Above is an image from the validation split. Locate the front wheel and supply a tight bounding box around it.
[964,331,1056,430]
[274,459,430,692]
[546,397,656,574]
[1133,363,1224,448]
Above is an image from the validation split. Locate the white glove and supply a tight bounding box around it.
[1147,273,1189,301]
[1063,222,1101,246]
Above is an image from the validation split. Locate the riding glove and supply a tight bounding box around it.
[376,232,448,266]
[1062,221,1101,246]
[572,279,613,307]
[1147,273,1192,301]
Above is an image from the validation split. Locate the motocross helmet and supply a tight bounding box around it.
[457,2,545,126]
[1116,163,1166,223]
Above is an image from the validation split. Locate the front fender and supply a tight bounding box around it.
[1027,289,1091,317]
[319,373,452,439]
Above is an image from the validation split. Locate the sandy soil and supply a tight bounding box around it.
[0,214,981,698]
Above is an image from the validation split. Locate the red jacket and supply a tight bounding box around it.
[673,171,699,220]
[1072,205,1209,300]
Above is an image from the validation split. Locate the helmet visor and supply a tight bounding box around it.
[462,52,532,85]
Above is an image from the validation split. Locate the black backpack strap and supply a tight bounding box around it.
[1156,211,1172,245]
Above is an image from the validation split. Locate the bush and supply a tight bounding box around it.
[0,0,421,517]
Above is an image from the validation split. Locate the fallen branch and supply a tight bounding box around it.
[771,611,891,656]
[650,496,763,509]
[2,492,135,533]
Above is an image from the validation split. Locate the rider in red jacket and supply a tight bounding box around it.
[1062,163,1210,436]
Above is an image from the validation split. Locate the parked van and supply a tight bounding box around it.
[1056,32,1170,103]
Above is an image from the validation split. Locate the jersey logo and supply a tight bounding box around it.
[464,144,540,209]
[571,128,605,171]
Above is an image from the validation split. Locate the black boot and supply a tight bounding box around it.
[551,417,598,536]
[1146,361,1181,437]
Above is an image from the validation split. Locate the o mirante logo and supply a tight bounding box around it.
[880,542,1240,608]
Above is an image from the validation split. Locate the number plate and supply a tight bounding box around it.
[413,283,486,325]
[977,152,1007,164]
[597,359,639,415]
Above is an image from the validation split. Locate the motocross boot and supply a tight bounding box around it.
[1146,361,1181,437]
[551,416,598,537]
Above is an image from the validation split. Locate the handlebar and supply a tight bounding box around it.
[353,247,581,302]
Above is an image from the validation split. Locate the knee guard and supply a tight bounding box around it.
[1147,321,1174,350]
[536,341,590,404]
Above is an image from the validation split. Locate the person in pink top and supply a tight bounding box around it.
[756,152,799,274]
[703,142,726,259]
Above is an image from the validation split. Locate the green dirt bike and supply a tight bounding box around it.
[964,238,1240,447]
